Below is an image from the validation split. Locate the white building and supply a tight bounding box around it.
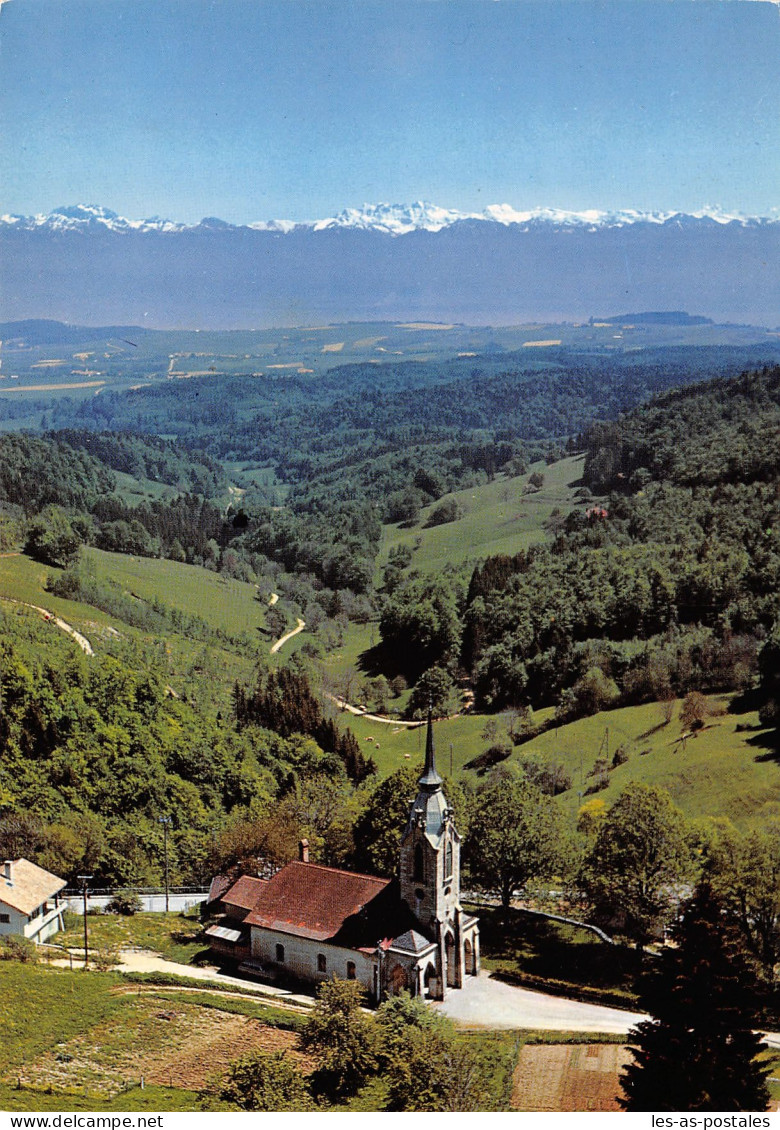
[0,858,67,943]
[207,713,479,1001]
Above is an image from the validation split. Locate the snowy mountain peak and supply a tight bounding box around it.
[1,205,186,233]
[313,201,468,234]
[1,202,777,235]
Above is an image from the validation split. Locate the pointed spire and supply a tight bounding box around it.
[418,705,443,790]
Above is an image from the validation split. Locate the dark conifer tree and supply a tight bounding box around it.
[620,883,770,1112]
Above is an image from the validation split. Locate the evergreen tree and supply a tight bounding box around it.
[620,883,770,1112]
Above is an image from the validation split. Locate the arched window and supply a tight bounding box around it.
[445,838,453,879]
[346,961,356,980]
[414,843,424,882]
[317,953,327,973]
[275,943,285,963]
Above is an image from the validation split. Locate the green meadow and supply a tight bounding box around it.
[379,454,585,578]
[517,697,779,830]
[84,548,268,638]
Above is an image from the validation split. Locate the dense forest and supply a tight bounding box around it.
[453,366,780,714]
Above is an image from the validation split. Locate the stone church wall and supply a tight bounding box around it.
[250,926,376,993]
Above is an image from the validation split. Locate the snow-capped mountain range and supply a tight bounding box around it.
[2,201,779,328]
[2,200,778,235]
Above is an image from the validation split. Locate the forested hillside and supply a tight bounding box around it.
[3,342,778,601]
[0,603,373,888]
[457,366,780,717]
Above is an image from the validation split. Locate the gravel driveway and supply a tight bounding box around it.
[433,972,647,1034]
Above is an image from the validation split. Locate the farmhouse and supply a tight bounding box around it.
[206,714,479,1000]
[0,858,67,943]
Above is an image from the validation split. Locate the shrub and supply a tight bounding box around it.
[424,499,461,528]
[208,1050,314,1111]
[106,890,143,916]
[611,746,629,768]
[464,744,512,774]
[0,934,38,963]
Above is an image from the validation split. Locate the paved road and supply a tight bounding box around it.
[57,946,780,1047]
[114,949,646,1034]
[434,971,647,1034]
[115,949,315,1009]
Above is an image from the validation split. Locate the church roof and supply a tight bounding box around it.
[244,861,393,943]
[418,708,443,789]
[402,711,454,845]
[223,874,267,911]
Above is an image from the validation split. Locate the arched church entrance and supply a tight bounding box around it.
[390,962,407,995]
[423,961,437,999]
[445,931,457,987]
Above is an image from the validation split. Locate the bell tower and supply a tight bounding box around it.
[399,711,461,933]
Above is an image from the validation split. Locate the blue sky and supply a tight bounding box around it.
[1,0,778,223]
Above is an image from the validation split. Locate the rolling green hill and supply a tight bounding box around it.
[380,454,584,577]
[516,697,778,830]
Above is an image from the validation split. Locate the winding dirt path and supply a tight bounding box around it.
[270,616,305,654]
[1,598,94,655]
[324,692,424,727]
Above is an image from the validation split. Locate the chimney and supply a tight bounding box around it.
[3,860,12,885]
[298,839,309,864]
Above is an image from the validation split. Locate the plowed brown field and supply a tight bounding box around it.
[512,1043,631,1112]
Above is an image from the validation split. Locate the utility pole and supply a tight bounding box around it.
[77,874,92,969]
[159,817,171,912]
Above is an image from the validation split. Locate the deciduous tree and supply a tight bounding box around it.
[581,783,694,946]
[299,979,378,1101]
[209,1050,314,1111]
[466,774,572,911]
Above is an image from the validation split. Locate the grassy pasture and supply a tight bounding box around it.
[0,961,306,1110]
[0,552,261,710]
[54,910,208,966]
[331,690,780,833]
[84,548,269,639]
[516,696,779,830]
[2,551,778,828]
[0,553,121,638]
[380,454,585,577]
[331,708,491,779]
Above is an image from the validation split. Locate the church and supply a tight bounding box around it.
[206,714,480,1001]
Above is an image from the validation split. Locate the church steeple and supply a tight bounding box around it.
[399,707,461,934]
[418,707,442,791]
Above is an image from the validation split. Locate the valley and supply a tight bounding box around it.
[0,318,778,1114]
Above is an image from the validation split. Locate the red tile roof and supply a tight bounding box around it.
[207,873,232,906]
[222,875,267,912]
[244,861,391,942]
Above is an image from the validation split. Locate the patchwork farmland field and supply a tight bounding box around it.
[512,1043,630,1111]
